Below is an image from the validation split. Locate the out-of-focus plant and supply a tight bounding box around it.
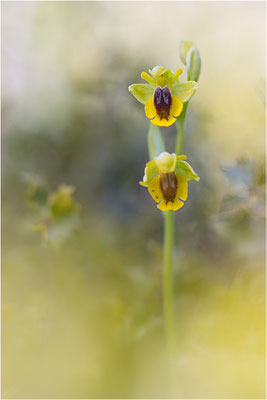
[128,41,201,392]
[213,159,265,241]
[23,173,80,247]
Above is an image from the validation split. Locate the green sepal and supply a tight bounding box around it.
[149,66,167,77]
[139,160,158,187]
[148,123,165,161]
[148,67,172,81]
[128,83,154,104]
[175,160,200,181]
[172,81,198,102]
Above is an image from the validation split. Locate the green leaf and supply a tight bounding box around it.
[148,123,165,160]
[128,83,154,104]
[22,172,49,210]
[175,160,200,181]
[172,81,198,102]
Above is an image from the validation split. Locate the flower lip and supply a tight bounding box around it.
[153,86,172,120]
[159,172,177,203]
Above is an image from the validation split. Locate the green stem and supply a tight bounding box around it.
[175,102,188,155]
[162,102,189,392]
[163,210,176,390]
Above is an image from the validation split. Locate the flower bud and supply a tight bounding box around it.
[179,41,201,82]
[179,41,194,65]
[186,46,201,82]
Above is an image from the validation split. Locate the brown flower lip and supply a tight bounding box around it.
[153,86,172,120]
[159,171,177,202]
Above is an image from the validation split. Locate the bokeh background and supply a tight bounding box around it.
[2,1,265,399]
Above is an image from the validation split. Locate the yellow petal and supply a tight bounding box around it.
[157,198,184,211]
[157,201,172,211]
[148,176,162,203]
[176,174,188,201]
[170,95,183,117]
[151,115,176,127]
[176,155,187,161]
[170,68,183,85]
[141,72,156,86]
[170,198,184,211]
[145,97,157,119]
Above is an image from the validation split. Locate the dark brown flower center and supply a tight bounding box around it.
[159,172,177,202]
[153,86,172,120]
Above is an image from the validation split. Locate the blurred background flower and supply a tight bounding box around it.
[2,2,265,399]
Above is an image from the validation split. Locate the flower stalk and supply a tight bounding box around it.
[162,105,188,392]
[128,40,201,395]
[163,209,176,389]
[175,101,188,155]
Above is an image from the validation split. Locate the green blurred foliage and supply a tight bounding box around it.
[2,1,265,399]
[22,175,80,247]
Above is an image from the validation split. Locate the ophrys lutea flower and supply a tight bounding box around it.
[140,152,199,211]
[129,66,198,127]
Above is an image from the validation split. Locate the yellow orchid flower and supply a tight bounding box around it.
[128,66,198,127]
[140,151,199,211]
